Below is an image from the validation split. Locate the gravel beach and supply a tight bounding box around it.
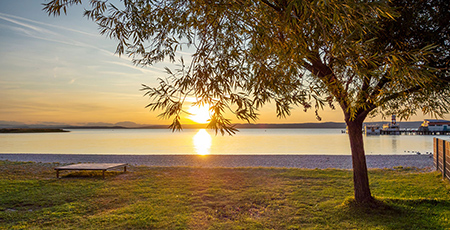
[0,153,434,169]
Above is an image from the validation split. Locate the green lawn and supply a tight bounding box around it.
[1,160,449,229]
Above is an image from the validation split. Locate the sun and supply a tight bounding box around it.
[188,104,212,124]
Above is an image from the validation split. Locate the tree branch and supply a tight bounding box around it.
[368,74,389,99]
[307,56,349,111]
[260,0,282,12]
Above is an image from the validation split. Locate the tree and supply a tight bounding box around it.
[44,0,450,204]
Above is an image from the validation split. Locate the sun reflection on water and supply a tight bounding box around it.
[193,129,212,155]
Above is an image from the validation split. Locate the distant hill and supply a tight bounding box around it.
[233,122,347,129]
[363,121,422,129]
[135,122,347,129]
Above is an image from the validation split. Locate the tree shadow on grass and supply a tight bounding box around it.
[336,198,450,229]
[62,171,123,179]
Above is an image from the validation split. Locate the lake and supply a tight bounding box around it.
[0,128,441,155]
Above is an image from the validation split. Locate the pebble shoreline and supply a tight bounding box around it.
[0,153,434,170]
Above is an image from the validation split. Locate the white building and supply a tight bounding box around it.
[420,119,450,132]
[364,124,381,135]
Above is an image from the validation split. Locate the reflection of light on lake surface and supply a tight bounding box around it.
[0,128,434,155]
[193,129,212,155]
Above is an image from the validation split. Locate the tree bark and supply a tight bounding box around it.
[346,119,374,203]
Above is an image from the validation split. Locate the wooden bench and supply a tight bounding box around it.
[54,163,127,179]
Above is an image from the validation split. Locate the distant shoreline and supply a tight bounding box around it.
[0,128,69,133]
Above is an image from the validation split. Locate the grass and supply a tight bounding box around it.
[0,160,449,229]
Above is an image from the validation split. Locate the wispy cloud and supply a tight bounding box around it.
[0,12,97,37]
[102,60,167,76]
[0,12,113,55]
[0,14,48,33]
[1,12,181,79]
[1,12,193,78]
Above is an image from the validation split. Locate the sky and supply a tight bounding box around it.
[0,0,447,127]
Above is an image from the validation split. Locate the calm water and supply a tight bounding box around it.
[0,128,441,155]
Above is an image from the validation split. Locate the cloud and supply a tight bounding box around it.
[0,12,114,56]
[102,60,166,76]
[0,12,97,37]
[0,13,49,33]
[1,12,191,80]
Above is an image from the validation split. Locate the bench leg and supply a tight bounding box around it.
[56,170,60,179]
[124,166,127,173]
[102,170,106,179]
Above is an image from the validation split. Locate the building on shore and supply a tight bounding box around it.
[364,115,399,135]
[362,117,450,135]
[419,119,450,132]
[364,124,382,135]
[382,115,400,134]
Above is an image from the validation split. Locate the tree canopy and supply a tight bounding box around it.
[44,0,449,131]
[44,0,450,203]
[371,0,450,119]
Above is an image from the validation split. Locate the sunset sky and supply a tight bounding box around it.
[0,0,447,127]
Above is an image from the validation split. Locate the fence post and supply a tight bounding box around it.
[433,138,450,181]
[434,138,439,171]
[444,140,447,180]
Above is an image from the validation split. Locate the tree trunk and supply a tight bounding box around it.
[346,119,374,203]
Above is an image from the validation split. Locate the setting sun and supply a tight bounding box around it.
[188,105,212,124]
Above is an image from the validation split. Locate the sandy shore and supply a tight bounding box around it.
[0,153,434,169]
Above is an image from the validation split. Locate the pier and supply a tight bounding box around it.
[364,116,450,135]
[379,129,450,135]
